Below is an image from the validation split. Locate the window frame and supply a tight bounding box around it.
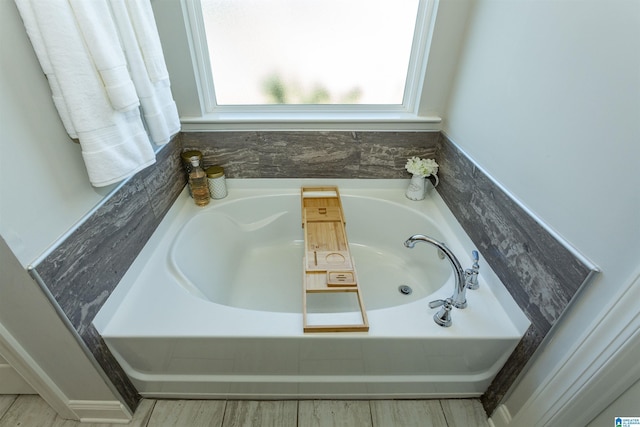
[181,0,440,127]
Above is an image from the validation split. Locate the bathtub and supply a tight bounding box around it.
[94,179,528,399]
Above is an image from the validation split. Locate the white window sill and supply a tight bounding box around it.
[179,111,442,131]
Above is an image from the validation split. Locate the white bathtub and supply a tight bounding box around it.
[94,179,528,399]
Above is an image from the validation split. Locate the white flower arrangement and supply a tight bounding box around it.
[405,156,439,178]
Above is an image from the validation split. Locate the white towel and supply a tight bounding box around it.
[69,0,140,112]
[123,0,170,84]
[15,0,157,187]
[14,0,77,137]
[111,0,180,145]
[79,109,156,186]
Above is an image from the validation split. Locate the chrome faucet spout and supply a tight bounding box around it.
[404,234,468,309]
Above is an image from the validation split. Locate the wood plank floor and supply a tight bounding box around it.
[0,395,490,426]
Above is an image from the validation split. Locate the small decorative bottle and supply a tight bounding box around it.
[188,156,210,206]
[181,150,203,198]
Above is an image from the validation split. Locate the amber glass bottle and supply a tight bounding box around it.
[188,156,210,206]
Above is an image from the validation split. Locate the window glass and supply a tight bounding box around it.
[200,0,420,106]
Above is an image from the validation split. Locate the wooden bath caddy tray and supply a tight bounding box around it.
[301,186,369,332]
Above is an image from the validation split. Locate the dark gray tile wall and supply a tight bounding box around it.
[435,133,597,414]
[182,131,439,178]
[28,130,596,419]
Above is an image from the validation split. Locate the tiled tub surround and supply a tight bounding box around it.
[29,135,187,412]
[435,134,598,414]
[26,130,596,418]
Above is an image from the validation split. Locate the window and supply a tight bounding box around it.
[182,0,439,124]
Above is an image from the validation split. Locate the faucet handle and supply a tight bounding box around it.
[429,298,446,309]
[428,298,453,327]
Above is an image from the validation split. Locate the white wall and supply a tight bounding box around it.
[419,0,475,118]
[444,0,640,421]
[0,0,120,407]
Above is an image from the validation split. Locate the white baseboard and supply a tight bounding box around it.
[68,400,132,424]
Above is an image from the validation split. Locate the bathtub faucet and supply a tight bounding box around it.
[404,234,469,310]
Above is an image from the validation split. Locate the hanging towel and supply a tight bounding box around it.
[123,0,170,84]
[14,0,180,186]
[79,109,155,186]
[15,0,156,186]
[111,0,180,145]
[14,0,77,138]
[69,0,140,112]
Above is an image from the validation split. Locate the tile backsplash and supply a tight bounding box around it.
[182,131,439,178]
[28,130,596,417]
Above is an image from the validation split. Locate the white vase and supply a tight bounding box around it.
[406,174,427,200]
